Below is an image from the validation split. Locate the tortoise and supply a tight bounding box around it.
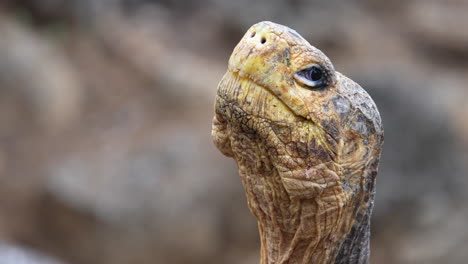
[212,21,384,264]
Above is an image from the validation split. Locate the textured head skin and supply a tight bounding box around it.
[212,21,383,264]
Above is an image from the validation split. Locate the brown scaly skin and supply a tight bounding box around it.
[212,21,384,264]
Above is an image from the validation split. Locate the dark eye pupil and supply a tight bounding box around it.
[308,66,323,81]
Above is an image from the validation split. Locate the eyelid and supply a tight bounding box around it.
[300,63,322,70]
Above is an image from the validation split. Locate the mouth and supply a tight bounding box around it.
[217,71,301,123]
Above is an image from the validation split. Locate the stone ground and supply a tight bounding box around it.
[0,1,468,263]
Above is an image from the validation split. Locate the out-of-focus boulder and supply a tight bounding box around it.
[0,17,82,132]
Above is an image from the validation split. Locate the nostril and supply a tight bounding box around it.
[251,32,256,38]
[260,37,266,44]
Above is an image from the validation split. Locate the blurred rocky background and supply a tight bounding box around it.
[0,0,467,263]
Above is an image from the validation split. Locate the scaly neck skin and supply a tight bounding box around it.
[257,222,343,264]
[237,161,374,264]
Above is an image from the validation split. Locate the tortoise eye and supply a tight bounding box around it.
[294,64,328,89]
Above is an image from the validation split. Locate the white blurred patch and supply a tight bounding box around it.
[0,244,66,264]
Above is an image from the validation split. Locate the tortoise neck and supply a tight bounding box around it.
[249,168,376,264]
[256,205,372,264]
[232,136,377,264]
[258,224,340,263]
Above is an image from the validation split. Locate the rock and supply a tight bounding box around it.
[405,0,468,60]
[0,17,82,132]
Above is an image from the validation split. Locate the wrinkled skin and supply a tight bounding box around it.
[212,21,384,264]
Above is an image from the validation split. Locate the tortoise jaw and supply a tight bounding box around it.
[217,71,301,123]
